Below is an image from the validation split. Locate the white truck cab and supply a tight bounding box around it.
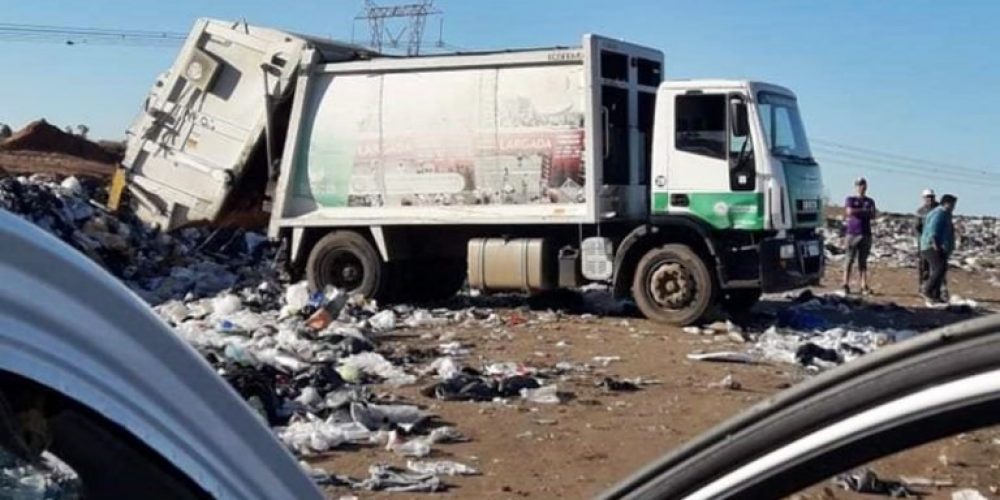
[653,80,824,233]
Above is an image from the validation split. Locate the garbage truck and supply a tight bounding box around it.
[118,18,825,325]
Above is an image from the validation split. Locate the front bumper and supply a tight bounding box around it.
[759,235,824,292]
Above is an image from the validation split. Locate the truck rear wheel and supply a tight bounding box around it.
[632,244,715,326]
[307,231,385,300]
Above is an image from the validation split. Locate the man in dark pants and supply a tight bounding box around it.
[920,194,957,304]
[915,189,938,291]
[843,177,877,295]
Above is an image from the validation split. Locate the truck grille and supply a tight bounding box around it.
[796,212,819,223]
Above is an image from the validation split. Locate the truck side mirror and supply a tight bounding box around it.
[730,98,749,138]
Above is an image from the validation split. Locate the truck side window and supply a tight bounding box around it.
[675,94,726,159]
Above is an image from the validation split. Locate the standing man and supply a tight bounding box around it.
[843,177,877,295]
[915,189,938,290]
[920,194,957,304]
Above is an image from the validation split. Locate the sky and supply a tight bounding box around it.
[1,0,998,215]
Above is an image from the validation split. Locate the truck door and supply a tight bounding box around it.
[654,87,764,231]
[586,35,663,220]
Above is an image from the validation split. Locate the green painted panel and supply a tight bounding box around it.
[652,192,764,230]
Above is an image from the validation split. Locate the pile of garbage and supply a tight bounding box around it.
[0,174,274,305]
[0,173,640,492]
[687,289,985,373]
[157,277,607,491]
[0,451,81,499]
[823,212,1000,282]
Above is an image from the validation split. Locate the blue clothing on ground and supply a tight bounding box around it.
[920,206,954,253]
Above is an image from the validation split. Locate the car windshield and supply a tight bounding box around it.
[757,91,813,161]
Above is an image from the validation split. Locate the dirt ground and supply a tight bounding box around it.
[313,264,1000,499]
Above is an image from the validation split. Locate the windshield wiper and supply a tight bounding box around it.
[774,152,816,163]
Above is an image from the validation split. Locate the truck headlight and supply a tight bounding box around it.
[780,244,795,259]
[186,61,205,81]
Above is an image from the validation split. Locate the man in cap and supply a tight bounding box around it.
[842,177,877,295]
[915,189,938,290]
[920,194,957,304]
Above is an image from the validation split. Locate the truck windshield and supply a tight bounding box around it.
[757,92,813,162]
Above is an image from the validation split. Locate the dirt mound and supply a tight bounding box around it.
[0,120,119,164]
[0,151,114,180]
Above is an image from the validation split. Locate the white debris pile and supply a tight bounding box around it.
[690,290,939,371]
[750,325,894,370]
[0,451,81,499]
[0,174,277,304]
[823,212,1000,279]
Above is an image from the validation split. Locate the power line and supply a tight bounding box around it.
[816,156,1000,188]
[0,22,185,47]
[812,145,998,183]
[812,138,997,177]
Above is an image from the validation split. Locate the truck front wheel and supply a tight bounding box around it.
[632,244,715,326]
[307,231,385,300]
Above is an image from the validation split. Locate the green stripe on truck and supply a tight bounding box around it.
[652,192,764,230]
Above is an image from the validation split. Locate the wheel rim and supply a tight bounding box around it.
[648,260,697,310]
[319,250,365,291]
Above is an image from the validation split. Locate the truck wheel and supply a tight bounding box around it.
[307,231,384,299]
[722,289,761,313]
[632,244,715,326]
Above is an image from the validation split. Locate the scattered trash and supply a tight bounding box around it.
[708,373,741,390]
[278,418,372,455]
[598,377,640,392]
[0,451,81,499]
[351,403,427,432]
[388,432,432,458]
[369,310,397,332]
[362,464,443,492]
[427,426,466,444]
[898,476,954,488]
[340,352,417,386]
[750,322,895,369]
[952,489,989,500]
[285,282,311,312]
[592,355,622,366]
[422,369,543,402]
[406,460,480,476]
[686,351,757,364]
[833,468,916,497]
[520,384,562,404]
[794,342,842,366]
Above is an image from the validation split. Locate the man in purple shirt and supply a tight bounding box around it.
[842,177,877,295]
